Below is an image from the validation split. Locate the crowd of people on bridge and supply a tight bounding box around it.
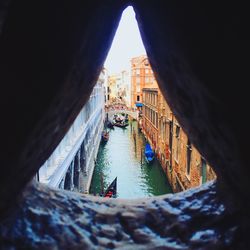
[105,103,135,112]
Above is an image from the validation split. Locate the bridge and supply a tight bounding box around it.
[105,103,138,120]
[106,109,138,120]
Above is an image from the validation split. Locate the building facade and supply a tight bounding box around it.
[130,55,157,110]
[38,72,105,194]
[107,70,130,107]
[142,88,159,150]
[157,94,216,192]
[141,59,216,192]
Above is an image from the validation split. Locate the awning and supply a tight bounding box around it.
[136,103,143,107]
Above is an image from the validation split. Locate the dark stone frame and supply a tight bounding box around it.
[0,1,249,248]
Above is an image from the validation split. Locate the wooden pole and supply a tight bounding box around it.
[100,173,104,196]
[141,147,143,165]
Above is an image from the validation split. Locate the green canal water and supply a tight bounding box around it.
[90,120,172,198]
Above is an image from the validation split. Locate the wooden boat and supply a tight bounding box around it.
[106,120,114,129]
[145,143,154,163]
[102,130,109,142]
[114,121,129,128]
[125,114,129,122]
[103,177,117,198]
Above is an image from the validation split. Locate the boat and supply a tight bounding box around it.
[125,114,129,122]
[145,143,154,163]
[114,121,129,128]
[106,120,114,129]
[102,130,109,142]
[103,177,117,198]
[114,114,124,123]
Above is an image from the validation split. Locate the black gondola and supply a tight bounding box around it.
[103,177,117,198]
[106,120,114,129]
[102,130,109,142]
[114,121,129,128]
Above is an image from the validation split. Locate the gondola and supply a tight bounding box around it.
[102,130,109,142]
[145,143,154,163]
[103,177,117,198]
[106,120,114,129]
[113,121,129,128]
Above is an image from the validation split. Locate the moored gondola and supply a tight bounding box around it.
[103,177,117,198]
[145,143,154,164]
[102,130,109,142]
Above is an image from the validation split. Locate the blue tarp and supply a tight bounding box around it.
[136,103,143,107]
[145,143,154,162]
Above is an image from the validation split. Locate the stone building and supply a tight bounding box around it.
[107,74,118,104]
[38,73,105,194]
[142,65,216,192]
[107,70,130,106]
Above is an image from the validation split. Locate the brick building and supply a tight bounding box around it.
[157,95,216,192]
[140,59,216,192]
[130,55,157,110]
[142,88,158,150]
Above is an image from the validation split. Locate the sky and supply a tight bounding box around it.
[104,6,146,75]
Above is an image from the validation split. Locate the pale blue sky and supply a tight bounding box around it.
[104,6,146,75]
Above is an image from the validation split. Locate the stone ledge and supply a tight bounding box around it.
[0,181,242,249]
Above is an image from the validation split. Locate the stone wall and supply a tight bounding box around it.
[0,1,250,249]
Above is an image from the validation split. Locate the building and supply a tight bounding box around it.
[107,74,117,104]
[101,67,109,106]
[141,59,216,193]
[157,95,216,192]
[38,72,105,194]
[142,88,159,150]
[130,55,157,111]
[120,70,131,107]
[107,70,130,107]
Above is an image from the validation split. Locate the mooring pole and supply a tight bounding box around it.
[141,147,143,165]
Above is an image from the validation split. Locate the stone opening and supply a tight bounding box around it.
[0,1,249,249]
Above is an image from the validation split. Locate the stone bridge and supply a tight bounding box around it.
[106,109,138,120]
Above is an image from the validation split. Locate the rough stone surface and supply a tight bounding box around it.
[133,1,250,206]
[0,181,243,249]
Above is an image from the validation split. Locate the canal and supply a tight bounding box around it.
[90,120,172,198]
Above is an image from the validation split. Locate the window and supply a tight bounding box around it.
[169,121,173,153]
[176,125,180,138]
[175,125,180,162]
[145,69,149,74]
[201,158,207,184]
[137,95,140,101]
[186,139,192,176]
[136,69,140,75]
[136,77,140,84]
